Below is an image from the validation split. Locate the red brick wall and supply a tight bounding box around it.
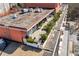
[23,3,61,12]
[23,3,57,9]
[55,3,61,13]
[0,26,26,43]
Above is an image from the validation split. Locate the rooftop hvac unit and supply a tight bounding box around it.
[29,8,33,12]
[23,8,29,13]
[34,8,42,13]
[11,14,17,19]
[20,8,29,14]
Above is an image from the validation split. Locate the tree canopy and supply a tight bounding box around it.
[67,4,79,21]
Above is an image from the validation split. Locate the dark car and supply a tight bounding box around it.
[77,36,79,41]
[77,34,79,36]
[0,38,6,50]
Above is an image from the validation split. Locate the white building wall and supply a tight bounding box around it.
[0,3,10,16]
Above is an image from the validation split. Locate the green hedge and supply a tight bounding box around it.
[27,37,36,43]
[53,11,61,22]
[40,34,48,41]
[42,11,61,35]
[26,11,62,43]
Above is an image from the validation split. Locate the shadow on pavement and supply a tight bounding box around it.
[21,45,42,53]
[1,42,21,54]
[0,42,41,55]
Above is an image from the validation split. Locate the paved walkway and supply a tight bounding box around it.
[40,4,68,56]
[67,21,77,56]
[68,34,76,56]
[59,31,69,56]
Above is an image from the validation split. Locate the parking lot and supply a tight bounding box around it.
[0,41,42,56]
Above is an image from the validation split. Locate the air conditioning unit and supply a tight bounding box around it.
[20,8,29,14]
[11,14,17,19]
[34,8,42,13]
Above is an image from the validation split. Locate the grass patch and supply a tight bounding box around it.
[40,34,48,41]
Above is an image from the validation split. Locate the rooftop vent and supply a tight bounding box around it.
[20,8,29,14]
[11,14,17,19]
[34,8,43,13]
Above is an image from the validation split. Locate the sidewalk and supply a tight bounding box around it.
[41,5,68,56]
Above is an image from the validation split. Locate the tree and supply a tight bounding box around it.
[40,34,48,41]
[67,5,79,21]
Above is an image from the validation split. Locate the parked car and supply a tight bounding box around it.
[77,34,79,36]
[0,38,6,50]
[77,36,79,41]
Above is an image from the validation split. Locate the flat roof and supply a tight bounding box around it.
[0,9,54,31]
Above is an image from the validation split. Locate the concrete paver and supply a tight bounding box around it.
[40,50,52,56]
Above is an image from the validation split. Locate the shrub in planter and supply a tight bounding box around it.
[53,11,61,22]
[27,37,35,43]
[40,34,48,41]
[42,11,62,36]
[39,22,44,27]
[42,25,51,34]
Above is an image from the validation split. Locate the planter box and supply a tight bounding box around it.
[24,41,41,48]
